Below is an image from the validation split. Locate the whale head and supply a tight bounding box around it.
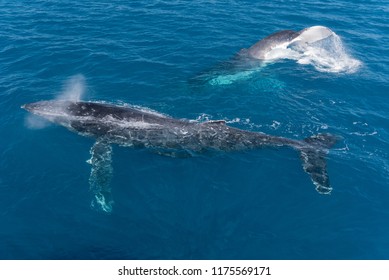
[22,100,114,119]
[22,100,75,119]
[22,100,110,134]
[22,100,137,137]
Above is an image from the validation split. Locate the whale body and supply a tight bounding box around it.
[23,100,338,212]
[244,26,334,60]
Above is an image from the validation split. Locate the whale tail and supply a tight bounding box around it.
[299,133,339,194]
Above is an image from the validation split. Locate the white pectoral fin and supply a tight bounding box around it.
[87,140,114,213]
[295,26,333,45]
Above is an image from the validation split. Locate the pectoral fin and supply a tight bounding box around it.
[87,140,114,213]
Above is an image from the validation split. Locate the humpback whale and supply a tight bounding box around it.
[196,26,360,85]
[243,26,333,60]
[22,100,338,212]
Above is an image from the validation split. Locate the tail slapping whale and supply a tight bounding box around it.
[22,100,339,212]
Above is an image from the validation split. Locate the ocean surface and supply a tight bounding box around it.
[1,0,388,259]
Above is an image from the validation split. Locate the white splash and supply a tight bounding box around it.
[56,74,86,101]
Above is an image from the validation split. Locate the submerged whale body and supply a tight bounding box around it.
[23,100,339,212]
[198,26,361,85]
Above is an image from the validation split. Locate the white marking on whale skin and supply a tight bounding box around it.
[101,115,163,129]
[98,100,170,119]
[260,41,291,60]
[131,105,169,118]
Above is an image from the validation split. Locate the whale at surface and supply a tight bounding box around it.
[23,100,339,212]
[198,26,361,85]
[243,26,334,59]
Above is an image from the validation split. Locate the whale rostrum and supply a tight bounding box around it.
[23,100,339,212]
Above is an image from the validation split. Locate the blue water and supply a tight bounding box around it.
[1,0,388,259]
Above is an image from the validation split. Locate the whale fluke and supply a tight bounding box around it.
[300,134,339,194]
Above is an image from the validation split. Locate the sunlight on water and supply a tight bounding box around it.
[208,69,259,85]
